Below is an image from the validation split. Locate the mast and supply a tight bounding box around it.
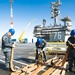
[10,0,14,28]
[50,0,61,26]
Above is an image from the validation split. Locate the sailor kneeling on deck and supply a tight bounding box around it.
[35,37,47,62]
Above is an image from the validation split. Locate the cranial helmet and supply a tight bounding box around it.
[70,29,75,36]
[9,28,15,35]
[37,37,42,44]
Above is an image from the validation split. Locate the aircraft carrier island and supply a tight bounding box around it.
[33,0,72,42]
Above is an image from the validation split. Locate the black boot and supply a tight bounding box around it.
[6,68,12,71]
[68,68,72,72]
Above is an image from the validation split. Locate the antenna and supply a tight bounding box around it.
[50,0,61,26]
[56,0,61,6]
[10,0,13,28]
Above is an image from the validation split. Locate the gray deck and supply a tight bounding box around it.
[0,43,75,75]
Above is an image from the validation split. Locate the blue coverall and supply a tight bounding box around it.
[35,39,47,61]
[1,33,13,69]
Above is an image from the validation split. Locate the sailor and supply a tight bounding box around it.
[66,29,75,72]
[1,29,15,70]
[35,36,47,62]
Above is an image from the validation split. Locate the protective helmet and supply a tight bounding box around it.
[37,38,42,44]
[9,28,15,35]
[70,29,75,36]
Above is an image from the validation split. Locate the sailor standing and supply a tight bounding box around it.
[1,29,15,70]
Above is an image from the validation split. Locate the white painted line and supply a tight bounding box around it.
[0,56,28,66]
[13,60,28,66]
[28,56,35,59]
[15,66,20,69]
[0,59,20,69]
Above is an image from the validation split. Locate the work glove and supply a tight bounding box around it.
[12,44,16,48]
[12,42,17,47]
[14,42,17,45]
[71,44,75,47]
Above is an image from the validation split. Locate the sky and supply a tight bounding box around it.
[0,0,75,42]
